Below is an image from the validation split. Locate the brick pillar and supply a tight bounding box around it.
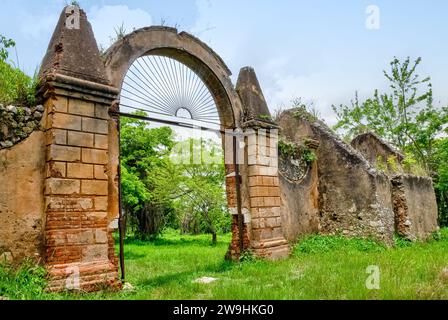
[38,5,120,291]
[245,126,289,259]
[43,80,119,291]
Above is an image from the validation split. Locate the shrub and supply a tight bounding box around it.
[0,60,38,107]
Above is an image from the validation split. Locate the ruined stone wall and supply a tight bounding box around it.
[351,132,404,171]
[277,109,395,245]
[0,104,44,149]
[0,108,46,263]
[391,175,439,241]
[352,133,439,241]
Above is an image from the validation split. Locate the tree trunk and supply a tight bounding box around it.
[211,231,217,245]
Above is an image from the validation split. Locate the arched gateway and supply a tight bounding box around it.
[38,6,289,291]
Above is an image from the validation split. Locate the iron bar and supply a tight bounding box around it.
[115,114,126,282]
[233,132,245,255]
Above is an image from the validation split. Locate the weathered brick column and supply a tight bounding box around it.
[38,6,120,291]
[236,67,290,259]
[245,125,289,258]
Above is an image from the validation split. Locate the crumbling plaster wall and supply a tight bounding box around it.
[391,174,439,241]
[277,109,395,245]
[0,120,46,263]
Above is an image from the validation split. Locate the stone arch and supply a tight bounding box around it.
[103,27,243,128]
[35,5,289,292]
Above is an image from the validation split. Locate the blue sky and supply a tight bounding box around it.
[1,0,447,124]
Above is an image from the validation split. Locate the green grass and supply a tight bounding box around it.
[1,229,448,300]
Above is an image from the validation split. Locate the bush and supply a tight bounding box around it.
[0,60,37,106]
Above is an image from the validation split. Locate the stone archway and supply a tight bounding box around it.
[37,6,289,292]
[103,27,242,129]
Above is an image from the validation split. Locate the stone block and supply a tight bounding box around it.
[47,145,81,162]
[67,131,94,148]
[95,196,108,211]
[95,229,108,244]
[82,244,109,262]
[81,180,108,195]
[82,148,108,164]
[47,162,66,178]
[46,129,67,145]
[264,196,281,207]
[66,230,94,245]
[249,176,262,187]
[94,165,108,180]
[95,105,109,119]
[51,97,68,113]
[68,99,95,117]
[251,197,264,207]
[94,134,108,150]
[67,163,94,179]
[46,178,80,195]
[46,196,94,212]
[51,113,82,131]
[82,118,108,134]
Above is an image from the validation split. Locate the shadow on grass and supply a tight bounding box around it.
[122,236,228,248]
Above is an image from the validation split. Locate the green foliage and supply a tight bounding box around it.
[170,138,231,243]
[375,156,388,172]
[0,59,38,107]
[293,235,386,255]
[291,97,320,121]
[279,139,316,165]
[293,106,318,122]
[239,249,257,263]
[0,34,15,62]
[120,114,230,242]
[301,147,317,164]
[278,139,297,157]
[332,57,447,169]
[393,234,414,248]
[0,34,38,107]
[258,114,272,121]
[120,113,177,240]
[0,260,48,300]
[386,155,399,173]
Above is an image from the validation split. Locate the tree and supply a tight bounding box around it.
[332,57,448,225]
[120,114,231,241]
[171,138,230,244]
[120,112,177,239]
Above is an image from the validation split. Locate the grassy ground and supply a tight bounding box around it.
[1,228,447,300]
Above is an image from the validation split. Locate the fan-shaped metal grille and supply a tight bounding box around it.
[120,55,220,125]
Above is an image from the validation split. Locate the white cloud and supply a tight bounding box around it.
[88,5,153,50]
[189,0,346,123]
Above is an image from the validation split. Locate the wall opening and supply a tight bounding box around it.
[116,54,237,281]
